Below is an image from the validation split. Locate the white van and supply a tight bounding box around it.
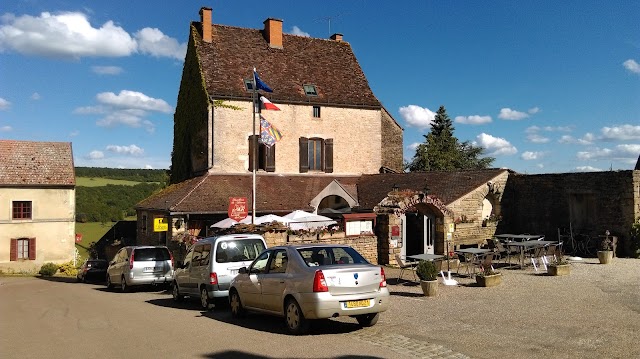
[172,233,267,309]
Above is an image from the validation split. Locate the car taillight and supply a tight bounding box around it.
[169,251,174,269]
[129,251,134,269]
[313,270,328,292]
[379,267,387,288]
[209,272,218,285]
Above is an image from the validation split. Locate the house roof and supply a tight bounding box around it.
[136,173,361,214]
[356,169,511,210]
[0,140,75,187]
[194,22,381,108]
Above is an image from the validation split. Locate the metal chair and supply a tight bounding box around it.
[395,253,417,282]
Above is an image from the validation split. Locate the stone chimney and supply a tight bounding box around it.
[330,33,343,42]
[200,7,212,43]
[263,18,283,49]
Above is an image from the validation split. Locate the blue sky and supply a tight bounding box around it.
[1,0,638,173]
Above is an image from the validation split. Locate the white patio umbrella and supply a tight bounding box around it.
[210,218,238,229]
[240,214,292,225]
[283,210,337,230]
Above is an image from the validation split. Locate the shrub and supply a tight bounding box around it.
[58,261,79,277]
[39,262,59,276]
[416,260,438,281]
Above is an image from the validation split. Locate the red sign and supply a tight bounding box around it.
[228,197,248,221]
[391,225,400,238]
[75,233,83,243]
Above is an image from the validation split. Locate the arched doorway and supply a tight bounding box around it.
[317,195,351,213]
[403,203,439,256]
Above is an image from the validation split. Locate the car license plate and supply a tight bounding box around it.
[345,299,370,308]
[144,267,153,272]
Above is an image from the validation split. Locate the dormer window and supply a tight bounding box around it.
[244,79,254,92]
[303,84,318,96]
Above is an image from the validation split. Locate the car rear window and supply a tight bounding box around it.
[298,246,369,267]
[89,260,107,269]
[133,248,170,261]
[216,238,266,263]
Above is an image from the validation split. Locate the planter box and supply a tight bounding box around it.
[597,251,613,264]
[548,264,571,276]
[420,280,438,297]
[476,274,502,287]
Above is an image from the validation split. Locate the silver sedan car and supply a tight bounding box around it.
[228,244,390,334]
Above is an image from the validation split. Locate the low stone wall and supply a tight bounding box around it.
[263,232,379,264]
[452,223,498,248]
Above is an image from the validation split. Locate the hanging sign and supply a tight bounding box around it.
[228,197,248,221]
[154,218,168,232]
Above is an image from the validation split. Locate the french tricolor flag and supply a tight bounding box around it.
[260,96,280,111]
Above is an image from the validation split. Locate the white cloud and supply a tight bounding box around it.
[92,65,123,75]
[96,90,172,113]
[526,125,572,134]
[407,142,421,151]
[601,124,640,141]
[134,27,186,61]
[0,12,185,61]
[521,151,545,160]
[528,107,540,114]
[289,26,310,37]
[30,92,41,100]
[0,97,10,110]
[498,108,529,120]
[0,12,137,59]
[144,164,153,169]
[0,125,12,132]
[526,133,550,143]
[87,150,104,159]
[623,59,640,74]
[558,133,594,145]
[577,144,640,161]
[106,144,144,156]
[398,105,436,129]
[454,115,492,125]
[69,130,79,137]
[574,166,602,172]
[473,133,517,156]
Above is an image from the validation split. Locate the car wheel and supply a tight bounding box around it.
[200,287,211,310]
[229,289,246,318]
[106,275,113,289]
[355,313,380,327]
[285,298,309,335]
[172,282,183,302]
[121,276,128,292]
[76,275,82,283]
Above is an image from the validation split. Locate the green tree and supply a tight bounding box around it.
[407,106,494,171]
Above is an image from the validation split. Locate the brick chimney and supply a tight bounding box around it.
[200,7,212,43]
[330,33,343,42]
[263,18,283,49]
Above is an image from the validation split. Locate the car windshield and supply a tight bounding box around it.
[297,246,369,267]
[133,248,170,261]
[88,260,107,269]
[215,239,266,263]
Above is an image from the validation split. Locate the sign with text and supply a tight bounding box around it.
[391,225,401,240]
[228,197,248,221]
[153,217,168,232]
[75,233,83,243]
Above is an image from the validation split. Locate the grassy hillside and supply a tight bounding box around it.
[76,177,142,187]
[75,222,113,260]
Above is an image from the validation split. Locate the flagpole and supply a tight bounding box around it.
[251,69,257,225]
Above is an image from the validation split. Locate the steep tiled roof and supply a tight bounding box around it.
[356,169,510,210]
[136,173,360,214]
[194,22,381,108]
[0,140,75,186]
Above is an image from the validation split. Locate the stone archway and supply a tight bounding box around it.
[317,194,351,214]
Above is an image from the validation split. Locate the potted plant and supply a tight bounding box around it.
[415,260,438,297]
[475,266,502,287]
[547,254,571,276]
[597,230,614,264]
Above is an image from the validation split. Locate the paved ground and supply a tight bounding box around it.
[1,257,638,358]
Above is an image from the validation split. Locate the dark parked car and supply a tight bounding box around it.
[76,259,108,283]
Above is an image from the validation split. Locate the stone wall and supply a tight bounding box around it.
[380,108,403,173]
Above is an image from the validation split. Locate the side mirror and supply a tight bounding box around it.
[238,267,247,274]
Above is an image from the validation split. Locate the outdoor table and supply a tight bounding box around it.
[454,248,491,277]
[407,253,445,261]
[505,240,556,268]
[495,234,545,242]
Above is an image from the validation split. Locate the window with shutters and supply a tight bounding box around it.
[10,238,36,261]
[248,135,276,172]
[12,201,32,219]
[299,137,333,173]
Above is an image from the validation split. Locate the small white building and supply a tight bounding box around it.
[0,140,76,273]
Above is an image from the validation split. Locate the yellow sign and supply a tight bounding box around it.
[448,223,455,233]
[153,217,168,232]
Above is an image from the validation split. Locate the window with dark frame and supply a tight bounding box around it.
[313,106,321,118]
[248,135,276,172]
[299,137,333,173]
[141,214,147,234]
[17,238,29,259]
[303,84,318,96]
[12,201,32,219]
[308,138,323,170]
[244,79,254,92]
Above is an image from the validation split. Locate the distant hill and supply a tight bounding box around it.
[75,167,169,223]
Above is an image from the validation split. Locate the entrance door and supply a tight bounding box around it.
[424,214,435,255]
[403,213,435,256]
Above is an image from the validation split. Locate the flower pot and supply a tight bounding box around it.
[597,250,613,264]
[476,274,502,287]
[547,264,571,276]
[420,280,438,297]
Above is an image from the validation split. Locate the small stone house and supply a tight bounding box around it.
[0,140,76,273]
